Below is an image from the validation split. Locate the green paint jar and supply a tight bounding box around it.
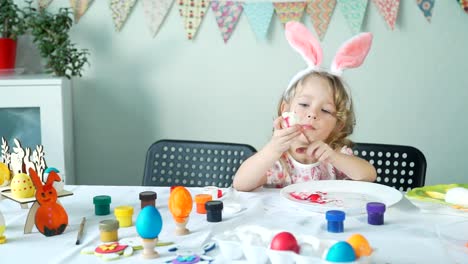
[93,195,111,215]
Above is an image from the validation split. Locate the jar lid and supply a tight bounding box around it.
[366,202,386,213]
[93,195,111,205]
[99,219,119,231]
[114,205,134,216]
[205,200,223,211]
[139,191,157,201]
[195,194,212,204]
[326,210,346,222]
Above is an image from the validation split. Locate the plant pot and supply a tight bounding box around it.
[0,38,17,70]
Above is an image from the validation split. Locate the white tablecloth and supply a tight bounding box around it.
[0,185,466,263]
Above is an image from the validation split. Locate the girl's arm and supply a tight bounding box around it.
[233,118,302,191]
[306,141,376,182]
[330,153,376,182]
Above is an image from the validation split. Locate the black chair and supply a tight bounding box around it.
[143,139,257,187]
[352,143,427,191]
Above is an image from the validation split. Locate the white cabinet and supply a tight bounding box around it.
[0,75,75,184]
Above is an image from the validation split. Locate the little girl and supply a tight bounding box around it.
[233,22,376,192]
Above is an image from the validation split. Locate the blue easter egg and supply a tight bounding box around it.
[136,206,163,239]
[325,241,356,262]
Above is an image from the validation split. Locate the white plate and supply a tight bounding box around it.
[280,180,402,215]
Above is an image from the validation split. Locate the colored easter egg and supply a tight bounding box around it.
[168,186,193,222]
[270,232,300,254]
[325,241,356,262]
[0,162,10,186]
[347,234,372,257]
[136,206,163,239]
[10,173,35,199]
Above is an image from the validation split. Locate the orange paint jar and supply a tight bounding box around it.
[195,194,212,214]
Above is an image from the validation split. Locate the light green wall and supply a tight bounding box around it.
[17,0,468,186]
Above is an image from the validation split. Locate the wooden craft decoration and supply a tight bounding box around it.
[168,186,193,236]
[0,137,47,186]
[28,168,68,236]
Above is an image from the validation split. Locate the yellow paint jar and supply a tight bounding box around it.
[114,206,134,227]
[99,219,119,242]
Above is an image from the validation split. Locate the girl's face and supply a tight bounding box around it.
[282,75,338,146]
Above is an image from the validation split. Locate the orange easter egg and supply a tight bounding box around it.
[346,234,372,258]
[168,186,193,222]
[0,162,10,186]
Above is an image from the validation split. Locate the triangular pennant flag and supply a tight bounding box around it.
[458,0,468,14]
[211,1,243,43]
[337,0,369,34]
[142,0,175,37]
[273,2,307,25]
[306,0,336,40]
[110,0,137,32]
[178,0,210,40]
[38,0,53,10]
[70,0,94,23]
[416,0,435,22]
[243,2,274,41]
[372,0,399,30]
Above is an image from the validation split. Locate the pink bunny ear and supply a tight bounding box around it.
[285,21,323,69]
[330,32,373,75]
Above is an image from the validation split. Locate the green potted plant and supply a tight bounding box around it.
[24,1,89,78]
[0,0,27,70]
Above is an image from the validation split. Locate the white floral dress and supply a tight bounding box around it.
[265,146,353,188]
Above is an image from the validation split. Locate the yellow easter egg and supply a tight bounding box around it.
[10,173,35,199]
[0,162,10,186]
[347,234,372,258]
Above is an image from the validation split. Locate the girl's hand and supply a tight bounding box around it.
[306,140,337,164]
[264,116,301,157]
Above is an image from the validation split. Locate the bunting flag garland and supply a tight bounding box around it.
[372,0,400,30]
[110,0,137,31]
[70,0,94,23]
[337,0,369,34]
[416,0,435,22]
[178,0,210,40]
[243,2,274,41]
[211,1,243,43]
[306,0,336,40]
[273,2,307,25]
[38,0,53,10]
[458,0,468,14]
[142,0,175,37]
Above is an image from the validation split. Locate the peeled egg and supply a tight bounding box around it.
[270,231,300,254]
[347,234,372,257]
[325,241,356,262]
[10,173,35,199]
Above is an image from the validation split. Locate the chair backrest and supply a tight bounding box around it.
[352,143,427,191]
[143,139,257,187]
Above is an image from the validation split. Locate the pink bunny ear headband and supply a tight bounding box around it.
[284,21,373,98]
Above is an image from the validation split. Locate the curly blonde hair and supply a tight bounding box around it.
[277,71,356,150]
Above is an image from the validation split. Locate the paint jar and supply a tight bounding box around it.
[203,186,221,200]
[139,191,157,209]
[366,202,386,225]
[326,210,345,233]
[195,194,212,214]
[99,219,119,242]
[93,195,111,215]
[114,205,134,227]
[205,200,223,222]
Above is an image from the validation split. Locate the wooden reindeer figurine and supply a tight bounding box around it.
[29,168,68,236]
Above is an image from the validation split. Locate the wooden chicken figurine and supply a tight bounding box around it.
[168,186,193,235]
[29,168,68,236]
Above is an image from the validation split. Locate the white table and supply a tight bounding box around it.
[0,185,466,263]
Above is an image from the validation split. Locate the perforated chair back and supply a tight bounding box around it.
[352,143,427,191]
[143,139,256,187]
